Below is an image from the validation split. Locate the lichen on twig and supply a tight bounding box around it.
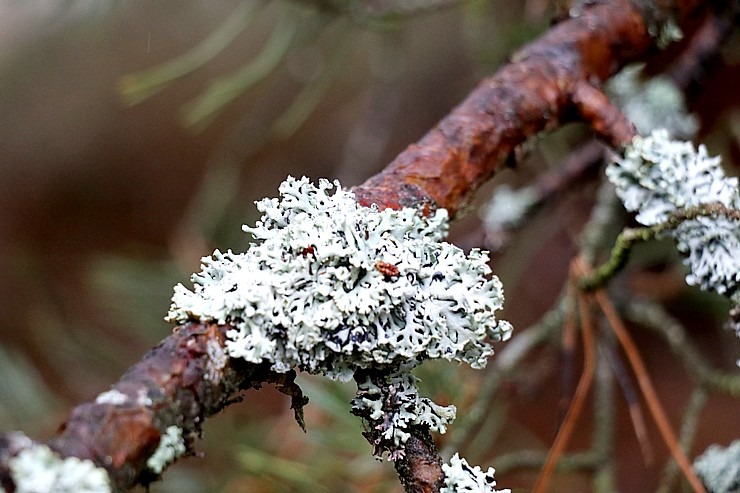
[167,176,512,383]
[581,130,740,297]
[166,176,513,490]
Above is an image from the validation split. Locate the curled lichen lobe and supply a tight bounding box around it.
[167,176,512,381]
[441,454,510,493]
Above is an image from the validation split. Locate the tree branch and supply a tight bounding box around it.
[353,0,704,217]
[0,323,305,492]
[0,1,723,492]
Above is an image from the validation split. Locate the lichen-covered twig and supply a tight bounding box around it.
[581,129,740,294]
[0,322,304,493]
[0,1,725,492]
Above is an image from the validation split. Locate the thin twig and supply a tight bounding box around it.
[625,302,740,396]
[533,261,597,493]
[657,387,708,493]
[600,337,654,464]
[494,449,603,475]
[559,291,578,425]
[591,352,616,493]
[580,203,740,291]
[594,290,707,493]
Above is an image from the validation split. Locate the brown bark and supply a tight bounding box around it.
[0,1,724,492]
[352,0,701,218]
[394,430,446,493]
[1,324,304,492]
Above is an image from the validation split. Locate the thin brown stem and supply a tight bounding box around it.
[533,260,597,493]
[594,290,707,493]
[601,340,654,464]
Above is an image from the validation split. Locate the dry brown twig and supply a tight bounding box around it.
[533,256,709,492]
[594,289,707,493]
[533,259,597,493]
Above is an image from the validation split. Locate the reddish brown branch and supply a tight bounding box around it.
[1,323,304,492]
[353,0,704,217]
[394,429,445,493]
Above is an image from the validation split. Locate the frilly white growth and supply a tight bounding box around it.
[480,184,538,231]
[606,129,740,295]
[674,216,740,295]
[95,389,128,406]
[693,440,740,493]
[146,426,187,474]
[167,176,512,381]
[441,454,510,493]
[352,370,456,450]
[607,64,698,138]
[606,130,737,226]
[9,445,110,493]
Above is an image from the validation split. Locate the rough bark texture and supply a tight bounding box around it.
[352,0,700,218]
[0,0,723,492]
[0,324,304,493]
[394,429,446,493]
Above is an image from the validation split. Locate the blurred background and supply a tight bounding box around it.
[0,1,738,491]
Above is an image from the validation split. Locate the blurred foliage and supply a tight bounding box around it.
[0,1,738,492]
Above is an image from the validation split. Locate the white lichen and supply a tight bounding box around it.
[674,215,740,295]
[607,64,698,138]
[146,426,187,474]
[441,453,510,493]
[9,444,110,493]
[352,369,457,451]
[167,176,512,381]
[135,389,153,407]
[606,129,740,295]
[95,389,129,406]
[693,440,740,493]
[654,17,683,49]
[479,184,539,249]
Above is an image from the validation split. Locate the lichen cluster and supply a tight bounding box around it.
[351,368,457,458]
[166,176,512,488]
[167,176,512,381]
[441,454,510,493]
[693,441,740,493]
[8,444,110,493]
[167,176,512,489]
[606,129,740,297]
[479,183,538,249]
[607,64,698,138]
[146,426,186,474]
